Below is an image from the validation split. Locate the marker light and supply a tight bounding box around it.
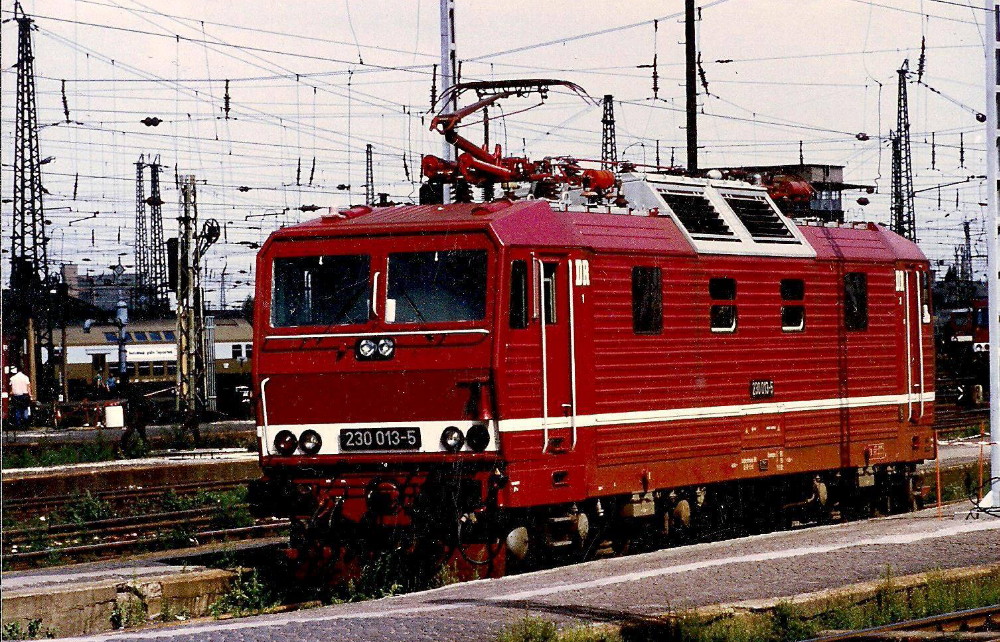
[299,429,322,455]
[274,430,298,456]
[440,426,465,452]
[466,424,491,452]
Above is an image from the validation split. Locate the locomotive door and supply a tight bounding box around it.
[900,268,927,421]
[535,255,576,453]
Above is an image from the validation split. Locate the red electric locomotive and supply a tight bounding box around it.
[250,82,935,580]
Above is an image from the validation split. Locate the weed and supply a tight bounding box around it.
[206,487,254,529]
[209,570,277,617]
[431,562,461,588]
[159,490,198,512]
[768,602,816,642]
[634,570,1000,642]
[110,595,148,630]
[1,619,55,640]
[159,526,198,550]
[59,491,114,524]
[498,616,559,642]
[344,553,404,601]
[158,600,190,623]
[1,439,118,469]
[497,616,622,642]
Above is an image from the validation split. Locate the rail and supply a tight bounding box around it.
[2,478,254,518]
[3,520,288,568]
[807,603,1000,640]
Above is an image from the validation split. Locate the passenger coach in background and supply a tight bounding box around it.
[249,171,935,583]
[62,317,253,418]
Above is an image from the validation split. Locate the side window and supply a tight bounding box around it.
[232,344,244,359]
[246,344,253,359]
[709,277,737,332]
[632,266,663,334]
[542,263,557,324]
[509,260,529,329]
[780,278,805,332]
[844,272,868,330]
[920,271,932,324]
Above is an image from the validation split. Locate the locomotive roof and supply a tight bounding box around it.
[268,177,925,264]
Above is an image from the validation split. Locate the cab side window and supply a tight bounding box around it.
[632,266,663,334]
[844,272,868,330]
[509,260,529,329]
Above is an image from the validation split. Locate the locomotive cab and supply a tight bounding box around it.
[252,216,510,555]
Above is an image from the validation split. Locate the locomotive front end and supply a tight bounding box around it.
[251,218,505,578]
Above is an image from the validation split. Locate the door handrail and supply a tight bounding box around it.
[915,272,925,418]
[259,376,271,432]
[537,257,549,453]
[568,259,578,450]
[903,274,913,421]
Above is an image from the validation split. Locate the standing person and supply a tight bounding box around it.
[9,367,32,430]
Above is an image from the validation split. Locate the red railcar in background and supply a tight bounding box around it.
[250,172,935,579]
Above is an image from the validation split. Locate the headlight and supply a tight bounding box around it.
[273,430,298,456]
[299,429,322,455]
[357,338,376,358]
[466,424,490,451]
[440,426,465,452]
[377,337,395,358]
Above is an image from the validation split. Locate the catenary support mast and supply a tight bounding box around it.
[685,0,698,172]
[148,157,169,315]
[983,0,1000,508]
[440,0,456,204]
[10,4,56,402]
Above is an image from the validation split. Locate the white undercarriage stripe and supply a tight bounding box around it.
[257,393,935,443]
[495,392,936,433]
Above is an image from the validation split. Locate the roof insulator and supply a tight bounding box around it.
[337,205,373,219]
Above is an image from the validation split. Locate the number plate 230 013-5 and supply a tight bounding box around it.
[339,427,421,451]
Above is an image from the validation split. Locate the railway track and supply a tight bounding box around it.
[3,477,254,518]
[2,513,288,568]
[1,475,285,569]
[934,405,989,433]
[810,603,1000,640]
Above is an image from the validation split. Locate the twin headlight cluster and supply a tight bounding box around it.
[441,424,491,452]
[355,337,395,360]
[272,424,491,455]
[273,429,321,456]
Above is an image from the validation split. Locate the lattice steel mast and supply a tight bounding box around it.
[365,144,375,206]
[133,155,149,312]
[10,4,56,401]
[147,157,169,315]
[601,94,617,171]
[890,60,917,242]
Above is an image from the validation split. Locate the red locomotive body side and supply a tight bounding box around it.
[251,176,934,574]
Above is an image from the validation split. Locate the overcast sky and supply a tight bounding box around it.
[0,0,993,307]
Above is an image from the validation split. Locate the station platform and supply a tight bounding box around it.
[3,557,237,637]
[2,450,260,501]
[38,504,1000,642]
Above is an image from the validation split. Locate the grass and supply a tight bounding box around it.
[110,594,149,630]
[3,486,255,567]
[618,568,1000,642]
[498,616,622,642]
[1,439,118,469]
[209,569,279,618]
[0,429,256,470]
[1,619,55,640]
